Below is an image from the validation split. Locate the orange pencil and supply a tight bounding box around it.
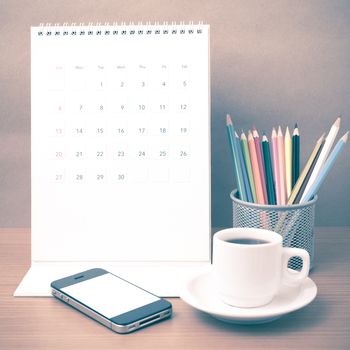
[248,130,265,204]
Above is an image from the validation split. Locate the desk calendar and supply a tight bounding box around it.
[15,23,210,296]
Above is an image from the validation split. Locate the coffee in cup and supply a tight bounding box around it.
[213,227,310,308]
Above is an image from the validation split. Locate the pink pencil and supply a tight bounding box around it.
[253,129,268,204]
[277,126,287,205]
[248,130,265,204]
[271,128,281,204]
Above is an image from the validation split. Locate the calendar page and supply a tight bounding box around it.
[31,24,210,262]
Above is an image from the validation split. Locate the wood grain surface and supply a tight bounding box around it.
[1,228,350,349]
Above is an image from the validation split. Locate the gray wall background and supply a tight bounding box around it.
[0,0,349,228]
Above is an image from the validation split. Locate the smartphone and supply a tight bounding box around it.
[51,268,172,333]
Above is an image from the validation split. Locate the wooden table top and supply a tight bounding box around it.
[1,227,350,349]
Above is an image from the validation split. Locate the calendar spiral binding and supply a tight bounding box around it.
[36,21,206,36]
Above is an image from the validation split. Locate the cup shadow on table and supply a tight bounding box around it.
[193,295,327,335]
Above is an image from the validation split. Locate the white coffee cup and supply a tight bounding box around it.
[213,227,310,308]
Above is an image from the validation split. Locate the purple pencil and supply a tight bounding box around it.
[253,129,268,204]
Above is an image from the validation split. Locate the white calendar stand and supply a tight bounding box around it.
[15,23,211,297]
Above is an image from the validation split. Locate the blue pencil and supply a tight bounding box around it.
[235,131,253,202]
[301,131,348,203]
[226,114,247,201]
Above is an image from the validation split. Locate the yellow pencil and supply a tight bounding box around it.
[301,116,341,202]
[285,127,292,197]
[288,133,325,204]
[277,126,287,205]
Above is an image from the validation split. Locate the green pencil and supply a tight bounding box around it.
[226,115,247,201]
[240,131,257,203]
[292,123,300,187]
[262,133,276,205]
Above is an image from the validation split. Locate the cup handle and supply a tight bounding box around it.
[282,247,310,286]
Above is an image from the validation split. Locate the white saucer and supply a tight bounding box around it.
[180,269,317,324]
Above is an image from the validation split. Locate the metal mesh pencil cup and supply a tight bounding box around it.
[230,189,317,270]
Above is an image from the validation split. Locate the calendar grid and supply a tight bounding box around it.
[31,23,210,263]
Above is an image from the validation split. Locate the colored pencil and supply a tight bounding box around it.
[292,123,300,187]
[302,131,349,203]
[226,114,247,201]
[248,130,265,204]
[277,126,287,205]
[288,133,325,204]
[294,145,323,203]
[301,117,341,202]
[241,131,257,203]
[262,133,276,204]
[285,126,292,198]
[235,132,253,202]
[253,129,268,204]
[271,128,281,204]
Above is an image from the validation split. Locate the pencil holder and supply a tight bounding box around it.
[230,189,317,271]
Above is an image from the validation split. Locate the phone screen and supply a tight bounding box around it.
[62,273,160,319]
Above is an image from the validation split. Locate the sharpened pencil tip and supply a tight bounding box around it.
[293,125,300,136]
[342,131,349,142]
[294,123,298,129]
[334,116,341,127]
[285,126,290,137]
[226,114,232,125]
[318,132,326,143]
[252,130,258,138]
